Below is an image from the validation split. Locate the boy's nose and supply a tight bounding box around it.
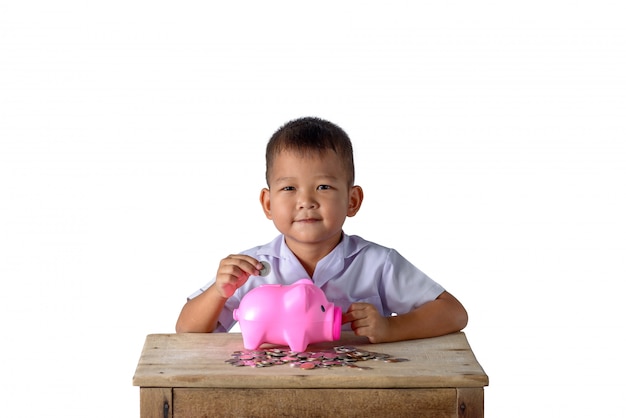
[297,192,318,209]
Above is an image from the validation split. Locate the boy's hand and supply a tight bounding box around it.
[342,303,392,344]
[214,254,263,299]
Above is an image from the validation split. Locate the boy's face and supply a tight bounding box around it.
[260,150,362,253]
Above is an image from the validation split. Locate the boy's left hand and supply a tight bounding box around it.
[342,303,391,344]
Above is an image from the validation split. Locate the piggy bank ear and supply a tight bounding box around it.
[284,283,312,311]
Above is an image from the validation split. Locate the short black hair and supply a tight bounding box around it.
[265,117,355,186]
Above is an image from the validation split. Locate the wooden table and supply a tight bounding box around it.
[133,332,488,417]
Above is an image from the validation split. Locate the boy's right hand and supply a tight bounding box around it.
[214,254,263,299]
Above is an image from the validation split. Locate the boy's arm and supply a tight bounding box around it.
[175,284,228,333]
[392,291,468,340]
[175,254,263,333]
[343,291,468,343]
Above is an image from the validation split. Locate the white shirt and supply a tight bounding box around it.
[188,233,445,332]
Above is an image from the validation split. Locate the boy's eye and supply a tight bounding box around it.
[317,185,331,190]
[282,186,295,191]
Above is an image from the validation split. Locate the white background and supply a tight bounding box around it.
[1,1,625,416]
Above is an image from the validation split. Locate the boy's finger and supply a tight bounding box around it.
[225,255,262,276]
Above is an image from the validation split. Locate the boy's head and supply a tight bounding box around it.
[265,117,355,187]
[261,117,363,259]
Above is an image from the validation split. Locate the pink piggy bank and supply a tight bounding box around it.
[233,279,342,352]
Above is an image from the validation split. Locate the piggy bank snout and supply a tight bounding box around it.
[330,305,342,340]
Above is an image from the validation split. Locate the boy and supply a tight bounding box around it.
[176,117,468,343]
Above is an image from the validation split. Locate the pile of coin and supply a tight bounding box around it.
[226,345,408,370]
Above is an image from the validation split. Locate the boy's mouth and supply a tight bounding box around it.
[295,218,321,223]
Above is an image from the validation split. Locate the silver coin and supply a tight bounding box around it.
[259,261,271,277]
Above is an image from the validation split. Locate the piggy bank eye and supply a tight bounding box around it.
[320,305,326,312]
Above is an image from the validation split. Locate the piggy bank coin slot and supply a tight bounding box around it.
[320,305,326,312]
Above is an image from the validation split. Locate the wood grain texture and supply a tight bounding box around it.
[133,332,489,389]
[174,388,458,418]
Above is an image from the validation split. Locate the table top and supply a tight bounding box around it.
[133,332,488,389]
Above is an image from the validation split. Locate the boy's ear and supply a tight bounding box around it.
[347,185,363,217]
[260,188,272,219]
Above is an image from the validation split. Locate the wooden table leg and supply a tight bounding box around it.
[457,387,484,418]
[140,388,172,418]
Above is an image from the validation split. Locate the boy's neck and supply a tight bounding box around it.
[285,233,343,278]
